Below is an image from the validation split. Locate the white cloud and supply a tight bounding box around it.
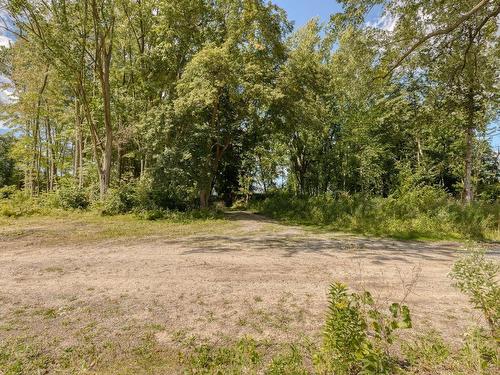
[0,25,15,105]
[378,13,397,32]
[0,35,11,47]
[0,10,15,47]
[0,74,16,105]
[367,13,397,32]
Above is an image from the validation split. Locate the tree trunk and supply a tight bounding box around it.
[92,0,115,199]
[30,118,39,196]
[74,98,84,188]
[463,88,475,204]
[46,117,56,191]
[30,70,49,195]
[117,144,122,183]
[463,126,474,204]
[199,188,209,209]
[100,51,113,198]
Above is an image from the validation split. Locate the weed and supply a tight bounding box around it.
[267,345,308,375]
[450,246,499,336]
[315,282,411,374]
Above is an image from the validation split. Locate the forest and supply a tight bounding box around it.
[0,1,499,374]
[0,0,498,237]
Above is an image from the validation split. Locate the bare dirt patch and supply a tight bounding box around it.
[1,211,497,373]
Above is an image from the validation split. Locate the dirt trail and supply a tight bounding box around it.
[0,212,496,351]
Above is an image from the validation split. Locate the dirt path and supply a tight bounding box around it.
[0,211,497,368]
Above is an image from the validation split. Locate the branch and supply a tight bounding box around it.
[384,0,493,77]
[459,4,499,74]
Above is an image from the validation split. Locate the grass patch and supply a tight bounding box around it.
[0,210,232,246]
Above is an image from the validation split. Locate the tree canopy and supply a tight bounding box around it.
[0,0,498,206]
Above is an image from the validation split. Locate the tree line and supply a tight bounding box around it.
[0,0,498,208]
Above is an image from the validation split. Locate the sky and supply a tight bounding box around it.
[272,0,342,27]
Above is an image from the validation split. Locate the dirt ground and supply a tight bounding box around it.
[0,211,498,372]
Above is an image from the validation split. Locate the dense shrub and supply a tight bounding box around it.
[0,179,223,219]
[56,185,90,210]
[251,188,499,240]
[0,191,41,217]
[0,185,17,199]
[81,178,221,219]
[97,185,138,215]
[134,207,224,221]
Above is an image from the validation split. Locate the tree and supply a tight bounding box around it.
[172,0,289,207]
[3,0,118,197]
[0,134,18,187]
[0,0,498,208]
[385,0,499,202]
[276,19,336,195]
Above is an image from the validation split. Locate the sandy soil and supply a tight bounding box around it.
[1,212,498,362]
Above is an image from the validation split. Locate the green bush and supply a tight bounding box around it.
[0,191,41,217]
[0,187,90,217]
[134,207,224,222]
[56,185,90,210]
[0,185,17,199]
[94,179,224,219]
[98,186,136,216]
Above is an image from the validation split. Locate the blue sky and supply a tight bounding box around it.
[272,0,342,27]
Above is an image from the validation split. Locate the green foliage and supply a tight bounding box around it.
[181,337,262,374]
[98,185,139,216]
[0,185,17,199]
[56,185,90,210]
[318,283,370,373]
[0,135,18,187]
[266,345,308,375]
[0,191,41,217]
[92,179,224,219]
[2,0,499,213]
[134,208,224,222]
[253,188,499,240]
[402,327,499,374]
[450,247,500,336]
[316,282,411,374]
[0,179,227,220]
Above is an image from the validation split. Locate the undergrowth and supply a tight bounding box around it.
[250,189,499,241]
[0,185,223,222]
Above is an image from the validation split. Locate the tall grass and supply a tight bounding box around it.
[251,188,499,240]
